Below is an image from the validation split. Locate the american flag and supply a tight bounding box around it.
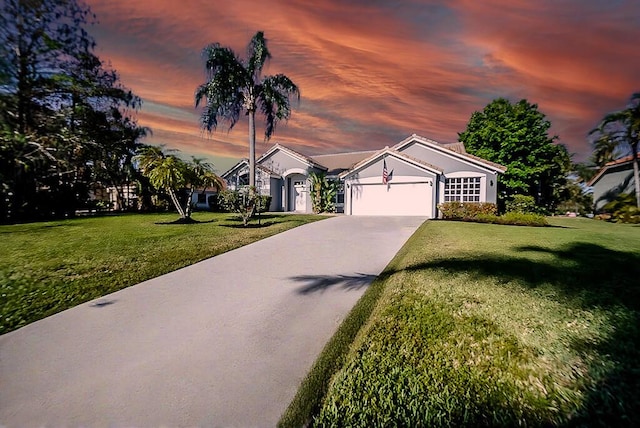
[382,159,388,184]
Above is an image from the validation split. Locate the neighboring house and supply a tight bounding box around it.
[88,183,138,211]
[588,153,639,212]
[220,134,506,217]
[190,189,220,211]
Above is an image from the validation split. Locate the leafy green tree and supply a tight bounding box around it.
[458,98,571,211]
[590,93,640,208]
[195,31,300,187]
[135,146,223,221]
[0,0,146,221]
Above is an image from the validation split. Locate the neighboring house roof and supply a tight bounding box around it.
[339,147,443,179]
[311,150,377,176]
[258,143,327,171]
[588,153,640,186]
[393,134,507,173]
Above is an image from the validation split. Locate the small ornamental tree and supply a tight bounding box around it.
[218,186,261,226]
[458,98,570,212]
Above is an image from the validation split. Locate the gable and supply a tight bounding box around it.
[257,144,327,175]
[341,149,441,181]
[395,135,506,174]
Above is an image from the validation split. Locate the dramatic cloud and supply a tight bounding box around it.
[86,0,640,163]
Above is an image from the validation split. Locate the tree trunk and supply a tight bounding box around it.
[632,141,640,208]
[249,110,256,187]
[185,188,194,218]
[167,189,186,218]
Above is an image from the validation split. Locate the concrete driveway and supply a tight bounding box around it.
[0,215,424,427]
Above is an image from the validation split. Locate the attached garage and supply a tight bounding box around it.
[350,182,432,216]
[341,149,441,218]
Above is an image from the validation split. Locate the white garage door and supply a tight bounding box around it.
[350,182,432,216]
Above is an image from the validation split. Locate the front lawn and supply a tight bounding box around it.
[283,218,640,426]
[0,212,325,334]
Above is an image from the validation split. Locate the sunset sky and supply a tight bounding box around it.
[85,0,640,172]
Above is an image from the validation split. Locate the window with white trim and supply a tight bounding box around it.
[444,177,481,202]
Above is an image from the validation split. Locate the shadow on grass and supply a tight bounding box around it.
[220,222,275,228]
[393,241,640,425]
[291,273,376,294]
[154,218,217,225]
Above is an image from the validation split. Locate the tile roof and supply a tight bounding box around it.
[311,150,377,175]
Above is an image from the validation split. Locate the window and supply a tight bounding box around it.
[444,177,481,202]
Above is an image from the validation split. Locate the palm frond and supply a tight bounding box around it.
[258,74,300,139]
[246,31,271,80]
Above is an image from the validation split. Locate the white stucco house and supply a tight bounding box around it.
[588,153,639,212]
[221,134,506,217]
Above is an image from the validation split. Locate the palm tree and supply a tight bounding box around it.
[590,93,640,207]
[195,31,300,187]
[135,146,224,219]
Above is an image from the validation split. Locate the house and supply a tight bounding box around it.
[220,134,506,217]
[588,153,639,212]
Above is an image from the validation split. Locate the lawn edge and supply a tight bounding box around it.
[277,222,426,428]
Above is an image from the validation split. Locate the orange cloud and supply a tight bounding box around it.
[85,0,640,162]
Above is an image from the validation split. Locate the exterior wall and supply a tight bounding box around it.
[260,150,310,176]
[352,156,433,180]
[592,167,635,212]
[399,141,490,175]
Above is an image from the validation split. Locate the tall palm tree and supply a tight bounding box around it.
[195,31,300,187]
[590,93,640,207]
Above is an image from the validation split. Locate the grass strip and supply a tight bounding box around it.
[286,218,640,426]
[278,222,427,428]
[0,212,325,334]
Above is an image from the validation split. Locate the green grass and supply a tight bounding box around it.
[282,218,640,427]
[0,212,325,334]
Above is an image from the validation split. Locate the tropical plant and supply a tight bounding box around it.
[590,93,640,208]
[602,193,640,223]
[309,172,339,213]
[135,146,224,221]
[195,31,300,187]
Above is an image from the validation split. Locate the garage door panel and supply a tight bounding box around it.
[351,182,431,216]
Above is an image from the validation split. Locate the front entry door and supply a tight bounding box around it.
[293,180,306,211]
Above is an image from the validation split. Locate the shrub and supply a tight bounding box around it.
[256,195,272,214]
[438,202,497,220]
[505,194,540,214]
[474,212,548,226]
[205,194,221,211]
[218,186,262,226]
[602,193,640,223]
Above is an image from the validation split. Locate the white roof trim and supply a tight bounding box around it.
[394,134,506,174]
[339,148,442,179]
[257,144,327,171]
